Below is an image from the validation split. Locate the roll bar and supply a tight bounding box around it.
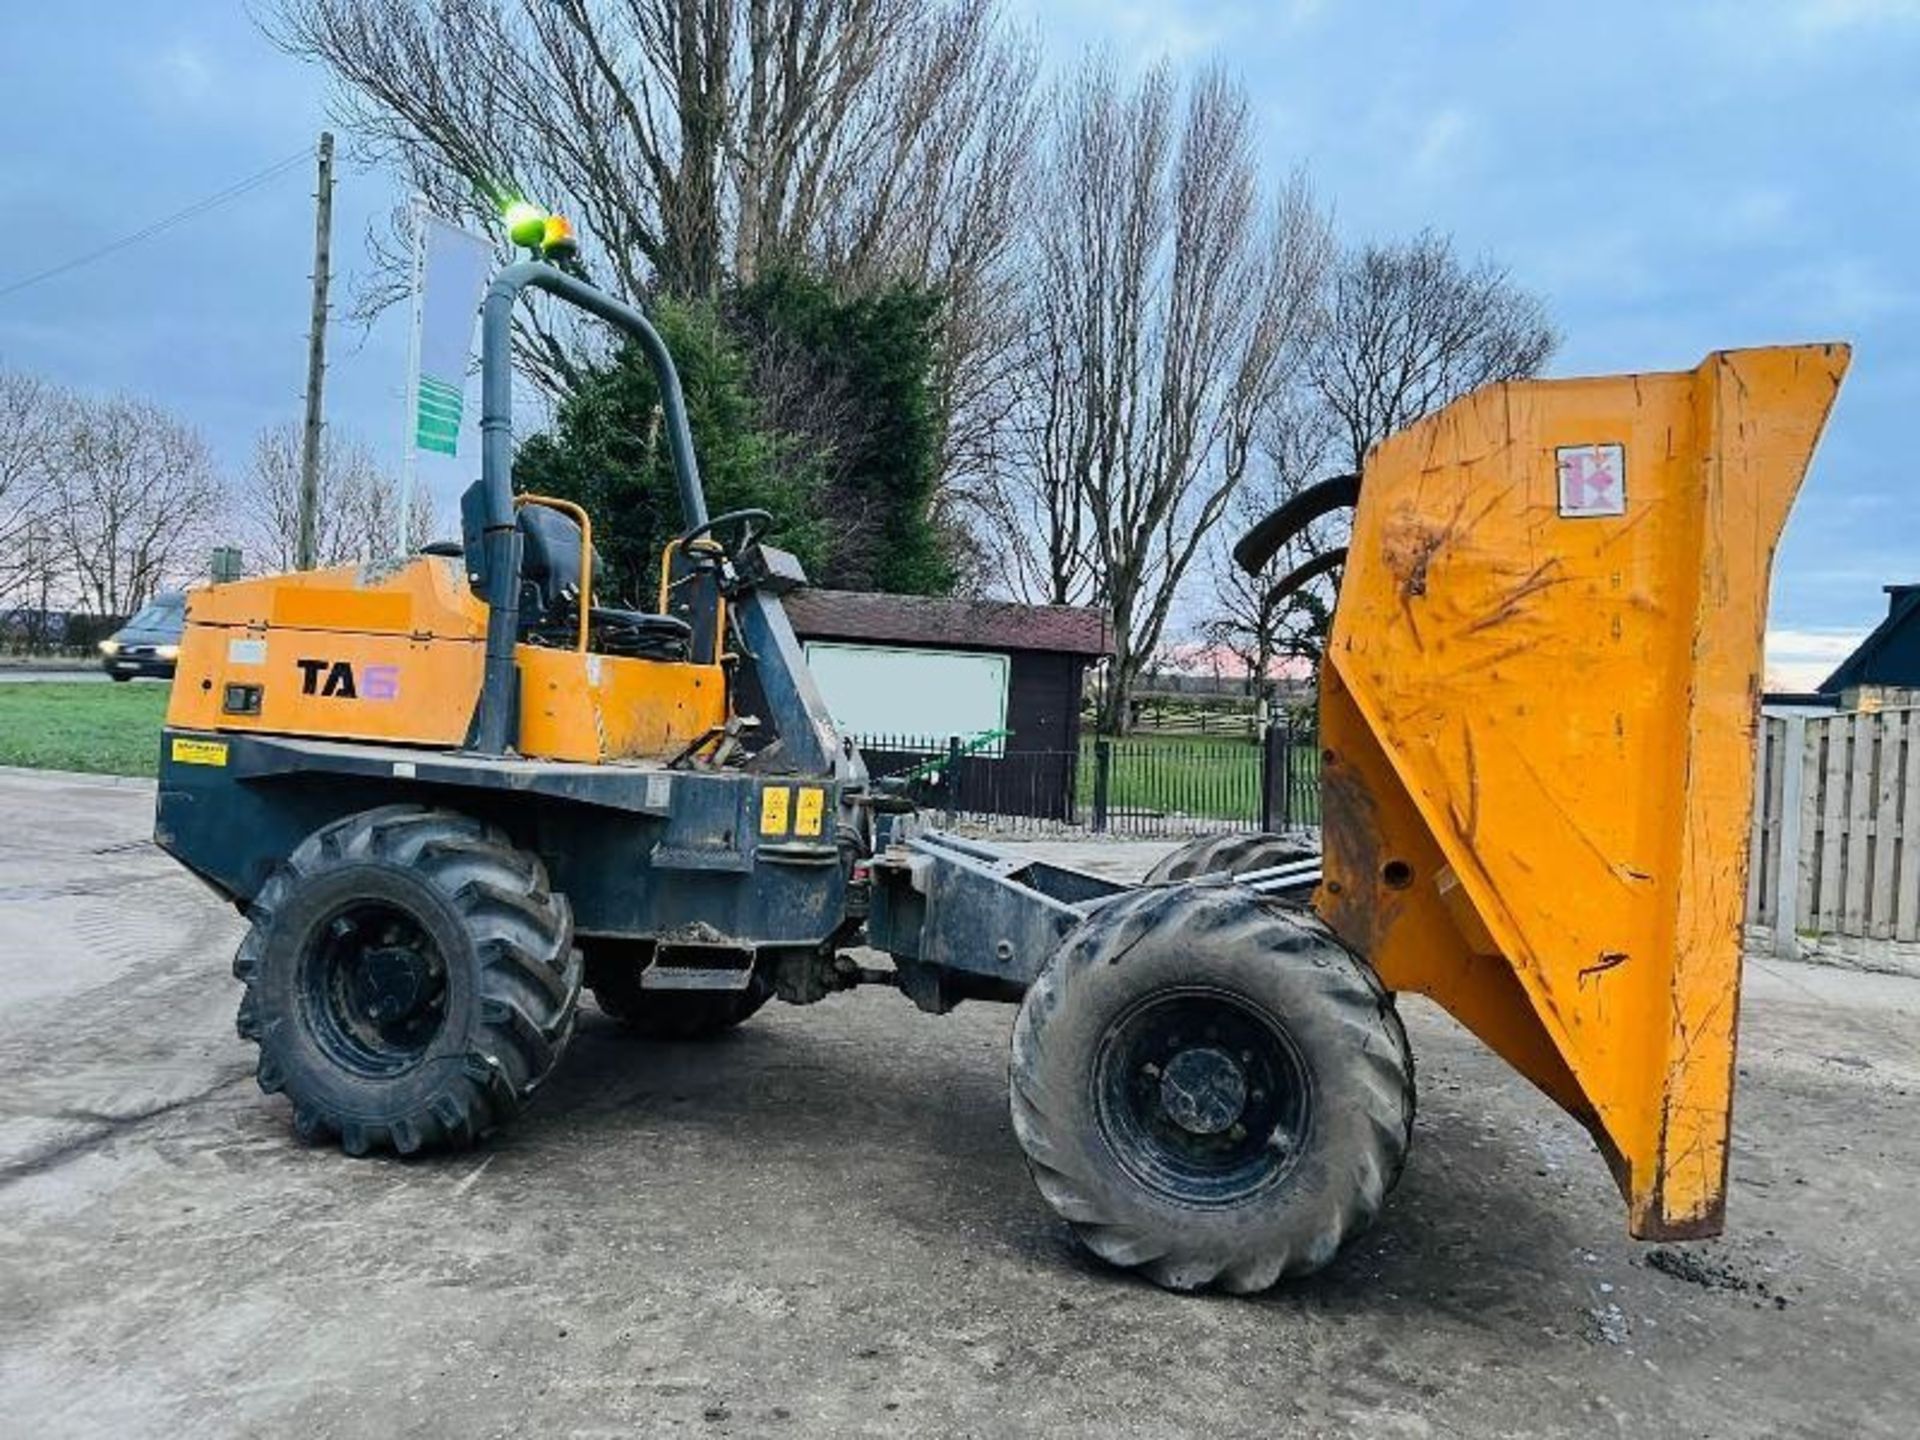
[469,262,710,754]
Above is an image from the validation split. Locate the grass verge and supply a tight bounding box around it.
[0,681,168,777]
[0,683,1323,827]
[1080,732,1320,825]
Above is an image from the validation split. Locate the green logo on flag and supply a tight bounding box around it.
[414,374,464,456]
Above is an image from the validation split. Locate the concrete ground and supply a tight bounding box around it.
[0,657,108,683]
[1,769,1915,1439]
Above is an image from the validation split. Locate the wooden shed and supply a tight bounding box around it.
[781,589,1112,819]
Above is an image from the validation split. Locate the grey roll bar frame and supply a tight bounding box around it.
[470,261,710,754]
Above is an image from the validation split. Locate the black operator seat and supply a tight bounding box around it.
[503,505,694,662]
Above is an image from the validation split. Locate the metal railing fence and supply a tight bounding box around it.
[853,727,1320,839]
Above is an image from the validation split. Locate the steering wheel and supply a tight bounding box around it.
[673,508,772,561]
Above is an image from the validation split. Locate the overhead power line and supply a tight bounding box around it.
[0,146,316,302]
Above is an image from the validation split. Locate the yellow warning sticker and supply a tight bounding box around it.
[759,785,791,836]
[794,787,825,838]
[170,737,229,767]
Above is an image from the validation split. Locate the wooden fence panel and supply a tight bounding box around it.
[1746,716,1781,925]
[1899,710,1920,942]
[1842,713,1877,933]
[1750,706,1920,947]
[1869,711,1904,939]
[1796,720,1821,927]
[1816,714,1850,931]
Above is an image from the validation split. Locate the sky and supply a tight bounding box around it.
[1,2,1914,687]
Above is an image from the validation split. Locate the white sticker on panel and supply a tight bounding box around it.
[1556,443,1626,517]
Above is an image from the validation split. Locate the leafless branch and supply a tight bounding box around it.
[48,396,226,616]
[239,419,435,571]
[989,60,1331,731]
[269,0,1037,397]
[1308,229,1558,473]
[0,368,69,610]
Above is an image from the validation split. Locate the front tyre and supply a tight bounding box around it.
[233,805,582,1156]
[1009,884,1413,1293]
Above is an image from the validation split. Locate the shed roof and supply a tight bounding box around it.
[1819,583,1920,693]
[783,588,1112,657]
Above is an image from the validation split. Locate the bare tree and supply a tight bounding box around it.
[996,61,1332,732]
[50,396,225,618]
[242,420,433,572]
[1200,396,1339,713]
[0,368,67,613]
[1195,232,1557,708]
[269,0,1038,400]
[348,463,437,561]
[1309,230,1557,473]
[244,421,337,573]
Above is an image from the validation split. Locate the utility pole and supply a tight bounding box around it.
[295,131,334,570]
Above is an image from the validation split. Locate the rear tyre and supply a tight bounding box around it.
[586,943,774,1039]
[1144,831,1320,885]
[233,805,581,1156]
[1009,884,1413,1293]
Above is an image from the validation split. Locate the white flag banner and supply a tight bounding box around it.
[408,212,493,458]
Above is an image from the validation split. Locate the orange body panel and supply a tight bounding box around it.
[515,645,726,763]
[169,553,729,763]
[167,557,487,746]
[1316,344,1849,1239]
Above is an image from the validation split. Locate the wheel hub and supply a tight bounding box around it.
[303,901,449,1075]
[1159,1046,1248,1135]
[1094,987,1311,1207]
[354,944,434,1025]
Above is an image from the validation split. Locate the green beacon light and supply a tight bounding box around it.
[504,200,550,249]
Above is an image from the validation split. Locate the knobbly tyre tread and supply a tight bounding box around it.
[233,804,581,1156]
[1008,883,1413,1294]
[1143,831,1322,885]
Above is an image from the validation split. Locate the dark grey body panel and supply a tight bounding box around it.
[156,728,1140,1010]
[155,732,852,954]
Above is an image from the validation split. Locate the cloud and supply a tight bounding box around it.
[1723,186,1795,242]
[1764,627,1866,689]
[148,41,216,107]
[1100,2,1231,64]
[1766,256,1917,328]
[1027,0,1322,69]
[1409,106,1472,182]
[125,33,308,133]
[1692,0,1920,51]
[1793,0,1920,31]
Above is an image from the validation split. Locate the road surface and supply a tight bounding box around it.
[1,769,1914,1437]
[0,668,110,683]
